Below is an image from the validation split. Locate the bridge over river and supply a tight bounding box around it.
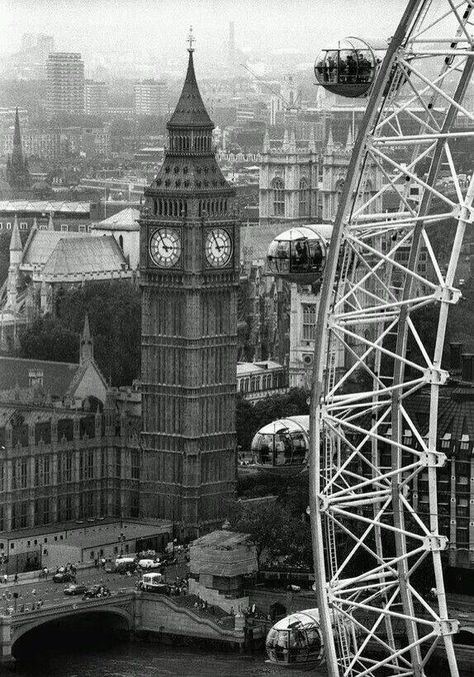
[0,590,246,664]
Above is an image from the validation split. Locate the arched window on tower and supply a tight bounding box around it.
[272,178,285,217]
[119,235,124,250]
[299,178,309,217]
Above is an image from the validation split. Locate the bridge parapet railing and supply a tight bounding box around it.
[3,588,136,618]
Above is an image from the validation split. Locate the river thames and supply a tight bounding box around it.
[10,642,323,677]
[9,641,474,677]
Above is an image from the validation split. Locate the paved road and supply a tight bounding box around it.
[0,560,189,614]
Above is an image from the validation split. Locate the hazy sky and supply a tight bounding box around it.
[3,0,408,64]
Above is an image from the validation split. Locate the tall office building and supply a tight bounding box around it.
[84,80,108,116]
[46,53,85,117]
[134,80,167,116]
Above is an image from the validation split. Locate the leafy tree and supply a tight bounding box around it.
[18,317,78,363]
[17,281,140,386]
[56,280,141,385]
[227,499,312,569]
[236,394,256,450]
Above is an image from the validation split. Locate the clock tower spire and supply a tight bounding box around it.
[139,37,239,537]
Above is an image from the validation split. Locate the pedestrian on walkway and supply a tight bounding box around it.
[14,573,18,584]
[2,574,7,584]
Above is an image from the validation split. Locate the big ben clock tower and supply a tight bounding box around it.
[139,32,239,536]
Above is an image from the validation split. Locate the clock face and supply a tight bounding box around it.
[205,228,232,268]
[149,228,181,268]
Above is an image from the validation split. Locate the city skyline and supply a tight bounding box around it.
[3,0,408,72]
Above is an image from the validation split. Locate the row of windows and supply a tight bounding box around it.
[143,395,183,435]
[151,198,229,218]
[201,346,232,385]
[169,133,212,153]
[9,449,127,489]
[200,450,234,483]
[0,222,89,232]
[143,290,183,337]
[198,198,228,217]
[271,178,311,217]
[4,487,125,533]
[143,346,184,386]
[202,292,232,336]
[6,416,104,449]
[238,370,288,393]
[154,198,188,217]
[201,396,230,434]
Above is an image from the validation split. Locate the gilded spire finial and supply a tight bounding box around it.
[187,26,195,53]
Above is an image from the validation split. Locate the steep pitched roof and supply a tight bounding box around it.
[167,50,213,129]
[93,207,139,232]
[21,230,86,267]
[42,235,128,280]
[0,356,79,398]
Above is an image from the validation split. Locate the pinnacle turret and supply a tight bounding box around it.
[345,126,353,151]
[326,125,335,152]
[10,216,22,252]
[288,129,296,152]
[263,128,270,153]
[80,313,94,364]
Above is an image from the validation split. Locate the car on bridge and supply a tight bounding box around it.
[137,558,161,570]
[82,584,111,599]
[53,571,76,584]
[63,584,88,596]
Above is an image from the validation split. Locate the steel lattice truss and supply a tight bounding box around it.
[310,2,474,676]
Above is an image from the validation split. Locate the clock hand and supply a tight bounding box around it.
[158,231,171,250]
[212,232,222,250]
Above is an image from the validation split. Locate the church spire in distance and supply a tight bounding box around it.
[6,108,31,195]
[13,108,22,149]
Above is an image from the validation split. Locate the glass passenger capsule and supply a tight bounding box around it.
[250,415,309,467]
[314,37,387,98]
[266,224,333,284]
[266,609,324,666]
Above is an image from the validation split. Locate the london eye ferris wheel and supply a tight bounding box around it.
[265,1,474,675]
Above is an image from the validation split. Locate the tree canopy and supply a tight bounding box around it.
[18,280,141,386]
[227,499,312,569]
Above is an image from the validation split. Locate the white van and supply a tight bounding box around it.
[114,556,136,573]
[140,572,168,593]
[138,558,161,570]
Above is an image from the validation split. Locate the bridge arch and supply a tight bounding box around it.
[11,603,133,658]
